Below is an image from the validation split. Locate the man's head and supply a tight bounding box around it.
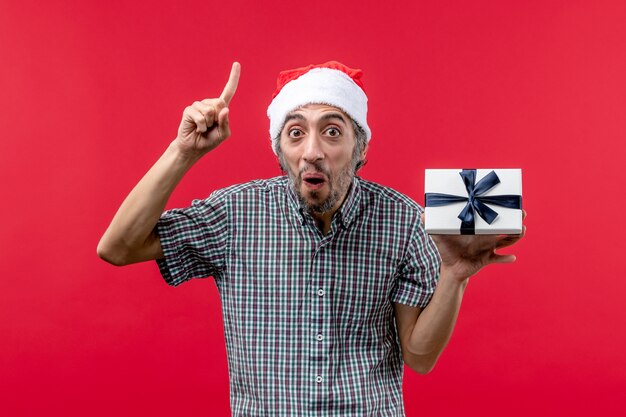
[267,61,371,215]
[276,104,368,215]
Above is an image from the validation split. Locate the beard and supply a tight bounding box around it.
[279,155,356,215]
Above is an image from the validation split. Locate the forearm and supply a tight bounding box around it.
[97,141,200,265]
[97,64,239,266]
[404,268,468,371]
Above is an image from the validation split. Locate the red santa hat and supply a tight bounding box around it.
[267,61,371,155]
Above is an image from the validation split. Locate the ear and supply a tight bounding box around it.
[360,143,369,160]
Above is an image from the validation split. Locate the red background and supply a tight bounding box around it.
[2,1,625,416]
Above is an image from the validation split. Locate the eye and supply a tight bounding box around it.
[325,127,341,137]
[288,128,304,139]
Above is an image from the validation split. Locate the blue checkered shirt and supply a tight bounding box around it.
[156,176,441,417]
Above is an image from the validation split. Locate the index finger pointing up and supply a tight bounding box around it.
[220,62,241,105]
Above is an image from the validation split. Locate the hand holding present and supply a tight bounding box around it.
[424,210,526,283]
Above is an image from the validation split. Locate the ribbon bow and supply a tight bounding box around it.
[425,170,522,234]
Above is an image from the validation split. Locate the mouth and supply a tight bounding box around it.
[304,177,324,185]
[302,173,327,189]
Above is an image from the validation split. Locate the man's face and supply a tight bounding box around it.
[277,104,366,215]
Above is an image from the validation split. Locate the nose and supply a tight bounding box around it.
[302,132,324,163]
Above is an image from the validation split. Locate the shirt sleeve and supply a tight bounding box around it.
[391,214,441,307]
[155,194,229,287]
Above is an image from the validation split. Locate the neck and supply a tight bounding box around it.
[311,210,335,235]
[310,186,350,235]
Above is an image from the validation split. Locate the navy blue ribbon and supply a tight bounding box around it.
[425,170,522,234]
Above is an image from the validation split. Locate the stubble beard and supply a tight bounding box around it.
[280,157,356,215]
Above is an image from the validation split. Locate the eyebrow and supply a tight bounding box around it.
[283,113,306,124]
[283,112,348,125]
[318,112,348,125]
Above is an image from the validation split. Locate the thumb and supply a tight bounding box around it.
[490,251,517,264]
[217,107,231,139]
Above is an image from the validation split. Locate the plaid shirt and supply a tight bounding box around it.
[156,176,440,417]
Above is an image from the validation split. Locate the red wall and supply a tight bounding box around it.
[2,1,625,415]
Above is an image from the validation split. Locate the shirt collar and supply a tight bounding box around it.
[285,177,305,224]
[284,176,362,230]
[336,176,361,230]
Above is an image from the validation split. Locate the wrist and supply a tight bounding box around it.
[439,265,471,287]
[167,140,204,168]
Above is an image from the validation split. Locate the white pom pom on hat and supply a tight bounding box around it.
[266,61,371,155]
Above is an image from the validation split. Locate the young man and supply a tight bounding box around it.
[98,61,524,416]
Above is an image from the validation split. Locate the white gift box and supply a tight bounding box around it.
[424,169,523,235]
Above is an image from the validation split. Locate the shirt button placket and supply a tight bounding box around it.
[309,242,330,409]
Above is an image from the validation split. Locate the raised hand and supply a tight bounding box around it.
[175,62,241,158]
[426,210,527,282]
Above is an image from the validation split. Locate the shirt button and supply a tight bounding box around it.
[317,289,325,296]
[315,376,323,383]
[316,334,324,341]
